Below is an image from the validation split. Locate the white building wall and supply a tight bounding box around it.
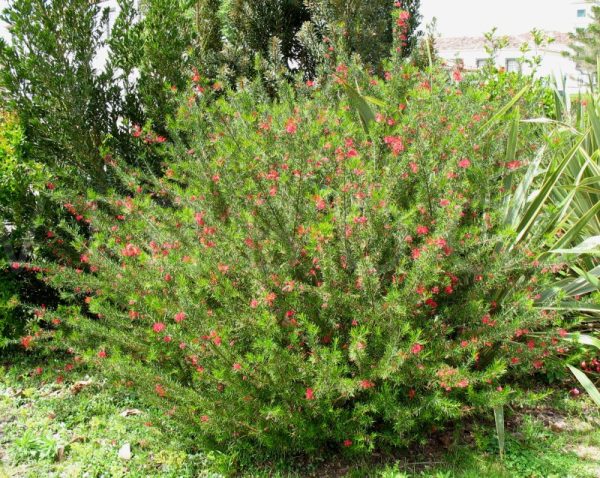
[426,0,597,93]
[439,45,587,94]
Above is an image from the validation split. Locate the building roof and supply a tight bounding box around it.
[437,31,571,52]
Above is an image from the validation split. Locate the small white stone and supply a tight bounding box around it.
[118,443,132,460]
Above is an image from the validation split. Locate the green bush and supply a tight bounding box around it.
[36,61,588,458]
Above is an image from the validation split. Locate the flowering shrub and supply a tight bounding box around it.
[36,63,574,455]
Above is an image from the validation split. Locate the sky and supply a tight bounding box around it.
[420,0,579,37]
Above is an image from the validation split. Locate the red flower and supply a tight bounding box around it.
[174,311,186,323]
[458,158,471,168]
[425,298,437,308]
[121,243,141,257]
[384,135,405,155]
[232,363,242,371]
[416,225,429,235]
[152,322,166,333]
[359,379,375,389]
[305,388,315,400]
[97,350,107,358]
[285,118,298,134]
[265,292,277,306]
[570,388,580,397]
[411,343,423,354]
[20,335,33,349]
[343,439,353,447]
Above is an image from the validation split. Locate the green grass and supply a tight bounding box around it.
[1,350,600,477]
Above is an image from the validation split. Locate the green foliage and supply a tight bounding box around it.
[0,350,217,477]
[33,58,585,459]
[0,111,43,348]
[0,111,45,236]
[0,269,21,348]
[1,0,597,466]
[2,349,599,476]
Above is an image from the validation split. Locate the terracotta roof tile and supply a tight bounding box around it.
[437,31,571,51]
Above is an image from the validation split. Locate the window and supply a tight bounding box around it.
[506,58,521,73]
[577,8,586,18]
[476,59,487,69]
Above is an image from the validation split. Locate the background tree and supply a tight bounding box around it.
[411,17,439,69]
[567,4,600,73]
[218,0,310,74]
[0,0,122,191]
[133,0,197,133]
[195,0,422,78]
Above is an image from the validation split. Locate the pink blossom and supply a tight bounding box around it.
[384,136,405,155]
[122,243,141,257]
[174,311,186,323]
[285,118,297,134]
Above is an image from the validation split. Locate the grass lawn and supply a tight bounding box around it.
[1,351,600,477]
